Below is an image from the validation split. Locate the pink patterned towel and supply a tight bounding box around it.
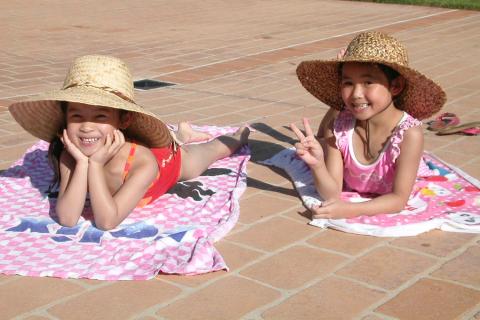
[262,148,480,237]
[0,126,250,280]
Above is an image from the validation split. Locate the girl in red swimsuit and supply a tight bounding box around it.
[9,55,250,230]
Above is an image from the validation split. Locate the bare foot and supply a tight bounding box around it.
[233,126,250,146]
[214,126,250,156]
[176,122,213,144]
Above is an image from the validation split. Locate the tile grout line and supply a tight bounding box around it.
[12,281,114,320]
[153,10,460,78]
[222,228,398,318]
[155,219,352,317]
[147,214,330,316]
[353,235,480,318]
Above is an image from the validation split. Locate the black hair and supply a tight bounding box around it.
[377,64,401,84]
[338,62,401,85]
[46,102,131,190]
[338,62,404,160]
[47,101,68,190]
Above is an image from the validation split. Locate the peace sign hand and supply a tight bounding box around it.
[290,118,324,168]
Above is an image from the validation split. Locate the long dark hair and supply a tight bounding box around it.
[47,101,67,189]
[377,64,401,85]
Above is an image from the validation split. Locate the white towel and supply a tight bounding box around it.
[262,147,480,237]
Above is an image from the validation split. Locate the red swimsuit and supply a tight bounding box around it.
[122,143,182,207]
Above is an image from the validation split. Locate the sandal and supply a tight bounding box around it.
[436,121,480,136]
[427,112,460,131]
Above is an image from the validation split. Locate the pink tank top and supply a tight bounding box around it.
[334,110,428,195]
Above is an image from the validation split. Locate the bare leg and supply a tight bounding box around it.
[179,126,250,180]
[175,122,212,144]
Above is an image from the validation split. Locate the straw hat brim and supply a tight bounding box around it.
[296,58,446,120]
[8,86,173,147]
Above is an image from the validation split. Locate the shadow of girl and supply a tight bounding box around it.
[0,146,58,217]
[245,122,300,197]
[0,148,52,192]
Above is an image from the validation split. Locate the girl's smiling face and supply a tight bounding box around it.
[340,62,402,120]
[65,102,122,156]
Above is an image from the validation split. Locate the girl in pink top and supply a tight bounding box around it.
[290,31,446,219]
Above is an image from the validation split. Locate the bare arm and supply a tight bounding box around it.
[291,118,344,200]
[312,126,424,219]
[88,146,158,230]
[55,132,89,227]
[319,121,344,198]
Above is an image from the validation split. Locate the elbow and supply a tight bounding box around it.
[391,195,409,212]
[91,205,122,231]
[56,215,80,228]
[55,203,81,228]
[94,219,120,231]
[392,203,407,213]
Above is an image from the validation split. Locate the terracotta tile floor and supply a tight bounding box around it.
[0,1,479,319]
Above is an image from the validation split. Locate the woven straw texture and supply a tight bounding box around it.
[9,55,172,147]
[296,31,446,120]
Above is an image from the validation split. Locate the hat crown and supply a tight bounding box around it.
[344,31,409,67]
[62,55,135,102]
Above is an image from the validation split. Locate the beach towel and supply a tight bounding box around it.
[262,147,480,237]
[0,126,249,280]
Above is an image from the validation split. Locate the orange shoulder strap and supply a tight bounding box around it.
[122,142,137,181]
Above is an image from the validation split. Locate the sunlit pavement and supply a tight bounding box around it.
[0,1,479,319]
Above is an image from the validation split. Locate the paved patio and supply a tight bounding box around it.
[0,1,479,319]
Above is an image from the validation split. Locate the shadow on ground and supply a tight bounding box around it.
[246,122,300,197]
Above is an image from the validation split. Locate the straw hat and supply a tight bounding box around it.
[296,31,446,120]
[8,55,173,147]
